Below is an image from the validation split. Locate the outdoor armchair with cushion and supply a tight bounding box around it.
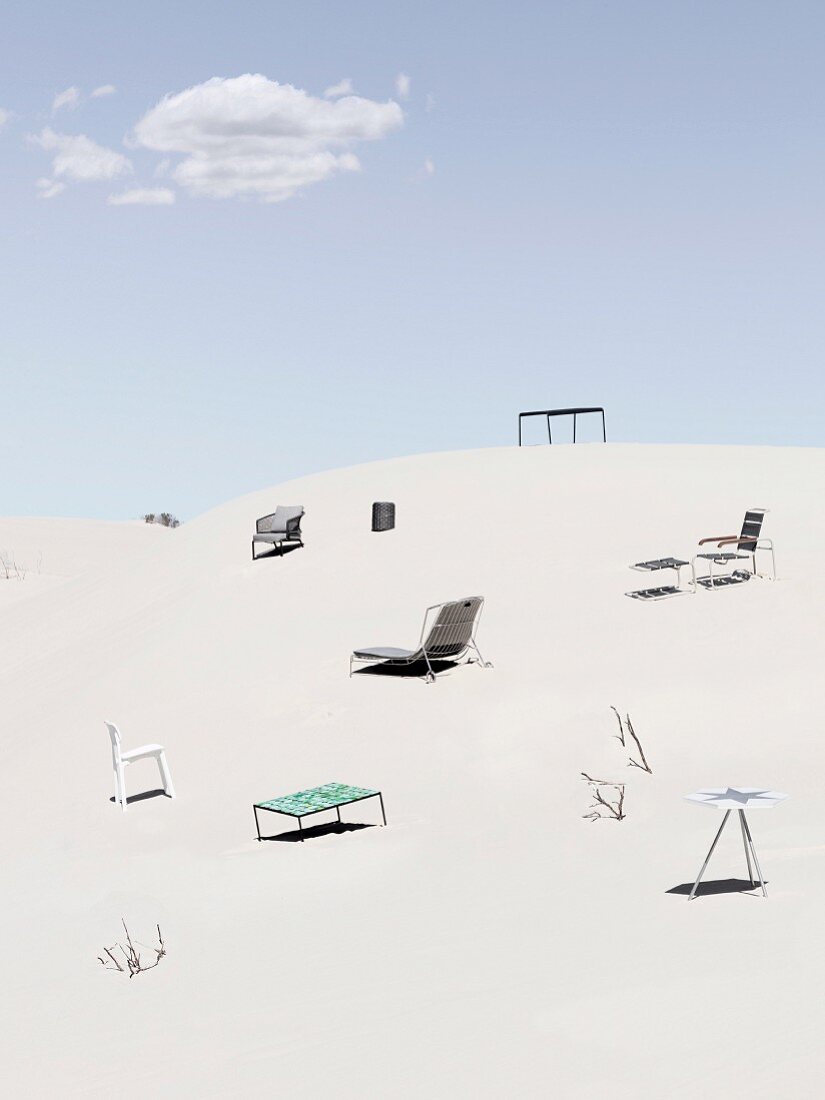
[350,596,492,683]
[691,509,776,589]
[252,506,305,560]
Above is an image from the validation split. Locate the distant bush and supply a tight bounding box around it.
[0,550,26,580]
[143,513,181,528]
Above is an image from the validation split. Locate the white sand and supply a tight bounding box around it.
[1,444,823,1097]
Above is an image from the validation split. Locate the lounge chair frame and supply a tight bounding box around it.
[350,596,492,684]
[690,509,776,590]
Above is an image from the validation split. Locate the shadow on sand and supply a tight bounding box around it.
[259,820,375,843]
[109,788,171,806]
[351,659,464,679]
[666,877,767,898]
[252,542,303,561]
[694,572,752,591]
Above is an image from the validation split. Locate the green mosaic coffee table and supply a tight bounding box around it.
[253,781,387,842]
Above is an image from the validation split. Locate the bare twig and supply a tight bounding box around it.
[99,946,124,972]
[609,707,653,774]
[98,920,166,978]
[610,705,626,746]
[625,714,652,773]
[581,773,626,822]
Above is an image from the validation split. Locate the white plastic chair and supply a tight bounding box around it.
[105,721,175,811]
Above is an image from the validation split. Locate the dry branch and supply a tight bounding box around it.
[609,708,653,774]
[610,705,626,746]
[98,920,166,978]
[624,714,652,773]
[581,772,626,822]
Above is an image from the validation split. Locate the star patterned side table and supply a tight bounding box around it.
[684,787,788,900]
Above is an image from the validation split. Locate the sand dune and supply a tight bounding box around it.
[2,444,824,1097]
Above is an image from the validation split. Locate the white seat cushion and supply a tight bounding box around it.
[353,647,416,660]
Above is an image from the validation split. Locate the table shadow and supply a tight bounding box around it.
[259,820,375,843]
[666,877,766,898]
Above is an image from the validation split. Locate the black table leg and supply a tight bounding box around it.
[378,792,387,825]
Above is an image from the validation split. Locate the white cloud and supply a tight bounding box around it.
[395,73,411,100]
[324,78,354,99]
[131,73,403,202]
[91,84,117,98]
[31,127,132,182]
[108,187,175,206]
[36,177,66,199]
[0,107,10,130]
[52,86,80,112]
[423,157,435,176]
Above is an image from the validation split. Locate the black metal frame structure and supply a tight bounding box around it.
[518,406,606,446]
[253,789,387,842]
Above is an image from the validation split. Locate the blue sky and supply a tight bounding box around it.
[2,1,825,519]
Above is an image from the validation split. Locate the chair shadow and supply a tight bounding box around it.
[252,543,303,561]
[259,820,375,843]
[694,572,752,590]
[666,877,766,897]
[109,788,170,806]
[352,659,460,679]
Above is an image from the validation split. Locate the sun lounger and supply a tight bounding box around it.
[350,596,492,683]
[252,506,304,559]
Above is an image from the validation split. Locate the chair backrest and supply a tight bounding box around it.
[256,506,304,534]
[105,721,122,761]
[276,506,304,532]
[738,509,766,552]
[421,597,484,659]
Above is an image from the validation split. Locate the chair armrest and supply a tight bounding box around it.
[717,535,772,549]
[698,534,737,546]
[285,515,302,536]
